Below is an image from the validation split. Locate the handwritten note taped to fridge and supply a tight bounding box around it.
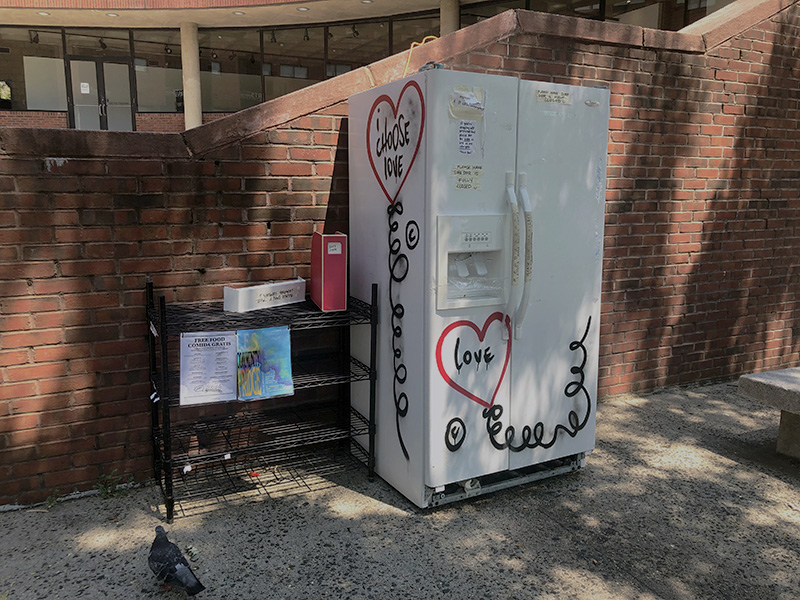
[451,164,484,191]
[458,121,477,156]
[536,89,572,105]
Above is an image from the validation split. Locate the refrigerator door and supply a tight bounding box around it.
[506,81,609,469]
[422,70,520,488]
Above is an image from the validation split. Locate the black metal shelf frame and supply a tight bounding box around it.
[146,279,378,521]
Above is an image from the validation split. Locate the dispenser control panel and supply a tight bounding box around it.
[461,231,492,247]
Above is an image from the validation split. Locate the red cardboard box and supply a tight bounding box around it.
[311,232,347,311]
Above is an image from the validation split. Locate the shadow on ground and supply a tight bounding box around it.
[1,380,798,599]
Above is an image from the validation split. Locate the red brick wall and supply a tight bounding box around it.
[135,112,235,133]
[1,5,799,505]
[0,113,235,134]
[0,112,68,129]
[135,113,185,133]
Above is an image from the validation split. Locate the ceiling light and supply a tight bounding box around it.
[361,0,373,3]
[211,50,218,59]
[233,11,245,15]
[37,11,50,16]
[106,13,119,17]
[297,6,310,11]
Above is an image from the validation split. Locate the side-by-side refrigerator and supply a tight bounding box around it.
[348,69,609,508]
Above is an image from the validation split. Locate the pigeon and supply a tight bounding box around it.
[148,526,206,596]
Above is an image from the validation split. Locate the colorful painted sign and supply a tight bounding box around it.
[237,326,294,400]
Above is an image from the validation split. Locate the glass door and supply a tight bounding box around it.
[68,58,134,131]
[103,62,133,131]
[69,60,101,130]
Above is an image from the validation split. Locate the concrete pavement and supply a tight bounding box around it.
[1,380,798,599]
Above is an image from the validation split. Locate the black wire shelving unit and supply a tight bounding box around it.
[146,278,378,521]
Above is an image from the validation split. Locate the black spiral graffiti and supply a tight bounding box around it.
[388,200,416,460]
[483,316,593,452]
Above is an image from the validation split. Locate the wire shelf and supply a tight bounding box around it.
[154,355,370,407]
[155,403,370,466]
[164,447,366,519]
[148,296,372,337]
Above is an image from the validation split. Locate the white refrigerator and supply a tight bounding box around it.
[348,69,609,508]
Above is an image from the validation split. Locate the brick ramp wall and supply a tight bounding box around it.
[1,4,800,505]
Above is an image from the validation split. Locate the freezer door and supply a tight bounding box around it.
[422,70,520,488]
[506,81,609,469]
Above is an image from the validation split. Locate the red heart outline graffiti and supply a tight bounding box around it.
[435,312,512,408]
[366,79,425,204]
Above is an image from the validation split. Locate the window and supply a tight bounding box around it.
[66,29,130,57]
[0,27,66,111]
[263,27,324,102]
[134,30,183,112]
[327,22,389,73]
[200,28,262,111]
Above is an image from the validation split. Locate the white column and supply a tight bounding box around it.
[179,22,202,130]
[440,0,460,36]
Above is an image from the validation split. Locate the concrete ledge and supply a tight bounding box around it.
[777,411,800,459]
[739,367,800,461]
[738,367,800,413]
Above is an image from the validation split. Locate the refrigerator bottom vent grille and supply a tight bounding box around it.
[426,452,585,507]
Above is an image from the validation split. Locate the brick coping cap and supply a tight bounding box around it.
[681,0,797,50]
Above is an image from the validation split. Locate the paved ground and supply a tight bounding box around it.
[1,380,798,599]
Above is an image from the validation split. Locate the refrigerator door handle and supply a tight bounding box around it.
[505,171,520,340]
[515,172,534,339]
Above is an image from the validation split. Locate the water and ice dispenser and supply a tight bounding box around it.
[436,214,507,310]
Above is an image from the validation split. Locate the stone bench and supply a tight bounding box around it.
[738,367,800,461]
